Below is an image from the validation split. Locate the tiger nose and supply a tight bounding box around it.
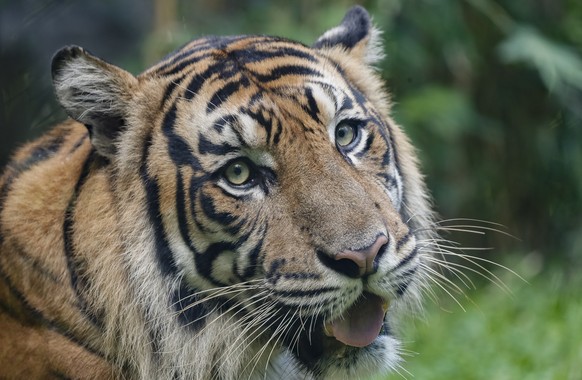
[332,235,388,278]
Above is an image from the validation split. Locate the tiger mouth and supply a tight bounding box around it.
[322,292,390,347]
[291,292,391,366]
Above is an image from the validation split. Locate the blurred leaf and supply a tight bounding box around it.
[498,26,582,92]
[398,86,474,141]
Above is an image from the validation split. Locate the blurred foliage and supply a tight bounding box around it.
[1,1,581,273]
[381,261,582,379]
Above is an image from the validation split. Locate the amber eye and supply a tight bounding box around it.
[224,160,252,186]
[335,122,358,148]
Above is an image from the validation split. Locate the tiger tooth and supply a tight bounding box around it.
[382,299,390,313]
[323,322,333,337]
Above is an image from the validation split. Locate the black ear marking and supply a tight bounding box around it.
[313,5,372,50]
[51,45,85,79]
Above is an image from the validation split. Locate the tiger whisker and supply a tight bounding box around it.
[435,249,526,282]
[227,304,281,374]
[419,262,467,296]
[161,291,273,355]
[436,217,508,228]
[429,251,517,295]
[423,255,477,290]
[244,309,293,380]
[220,300,279,363]
[172,282,262,315]
[419,263,467,311]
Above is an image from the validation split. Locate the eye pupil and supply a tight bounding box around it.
[225,160,251,186]
[335,123,356,147]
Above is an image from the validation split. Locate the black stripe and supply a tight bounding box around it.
[49,370,72,380]
[199,190,242,234]
[198,134,237,156]
[384,121,407,220]
[243,107,274,143]
[140,132,179,276]
[239,234,263,279]
[162,105,202,169]
[233,46,319,65]
[193,242,232,286]
[395,271,416,297]
[189,176,216,235]
[175,168,197,253]
[0,262,106,359]
[161,79,180,108]
[156,35,252,76]
[252,64,322,82]
[160,52,213,78]
[62,150,106,330]
[380,144,391,167]
[172,282,208,331]
[11,134,66,173]
[194,234,251,286]
[10,242,62,284]
[213,114,238,134]
[67,132,89,155]
[302,87,321,125]
[281,272,321,280]
[207,77,250,113]
[155,40,216,75]
[341,95,354,112]
[266,258,286,284]
[393,246,418,272]
[396,231,412,250]
[272,287,338,298]
[356,133,375,159]
[378,172,398,190]
[348,82,367,107]
[184,60,240,101]
[0,134,67,242]
[184,71,212,101]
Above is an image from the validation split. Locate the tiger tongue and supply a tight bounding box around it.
[328,293,386,348]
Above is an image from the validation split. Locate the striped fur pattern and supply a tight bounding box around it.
[0,6,435,379]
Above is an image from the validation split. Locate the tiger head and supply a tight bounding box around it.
[51,6,434,379]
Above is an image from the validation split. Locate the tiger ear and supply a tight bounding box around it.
[51,46,138,159]
[313,6,384,66]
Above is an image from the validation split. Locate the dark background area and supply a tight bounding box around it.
[1,0,581,275]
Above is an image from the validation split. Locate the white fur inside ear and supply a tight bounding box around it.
[53,57,126,123]
[366,25,386,67]
[315,24,348,47]
[52,47,137,158]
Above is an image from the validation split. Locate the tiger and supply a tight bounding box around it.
[0,6,436,380]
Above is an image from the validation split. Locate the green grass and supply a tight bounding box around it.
[381,259,582,380]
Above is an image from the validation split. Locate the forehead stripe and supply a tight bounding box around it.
[251,64,322,83]
[207,76,250,113]
[162,105,203,170]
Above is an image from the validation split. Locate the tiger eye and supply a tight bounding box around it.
[224,160,251,186]
[335,122,357,147]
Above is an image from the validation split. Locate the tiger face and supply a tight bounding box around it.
[17,6,434,379]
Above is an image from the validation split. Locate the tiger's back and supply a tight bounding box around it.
[0,7,435,379]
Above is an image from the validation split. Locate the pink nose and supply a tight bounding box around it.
[334,235,388,278]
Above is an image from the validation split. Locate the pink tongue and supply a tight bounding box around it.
[329,293,385,348]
